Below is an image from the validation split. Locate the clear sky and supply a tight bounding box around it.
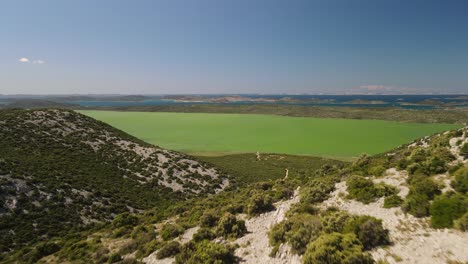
[1,0,467,95]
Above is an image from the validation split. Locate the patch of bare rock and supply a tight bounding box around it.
[233,187,301,264]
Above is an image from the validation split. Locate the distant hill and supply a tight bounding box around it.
[2,99,80,109]
[0,109,229,251]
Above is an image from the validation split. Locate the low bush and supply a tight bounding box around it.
[407,175,440,199]
[430,193,467,228]
[302,233,374,264]
[112,213,139,228]
[383,194,403,208]
[402,193,431,217]
[403,175,441,217]
[199,209,220,228]
[193,228,216,242]
[369,165,386,177]
[160,224,184,241]
[452,166,468,193]
[320,210,353,233]
[247,191,274,216]
[461,143,468,159]
[216,213,246,239]
[343,215,390,250]
[175,240,236,264]
[454,212,468,231]
[269,214,321,255]
[156,241,181,259]
[347,176,396,204]
[301,177,337,204]
[425,157,447,175]
[107,253,122,263]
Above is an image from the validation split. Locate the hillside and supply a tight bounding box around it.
[21,126,466,264]
[0,109,229,252]
[1,109,466,264]
[0,99,80,109]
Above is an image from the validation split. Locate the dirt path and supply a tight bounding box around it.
[234,187,301,264]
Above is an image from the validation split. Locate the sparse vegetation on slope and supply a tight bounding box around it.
[0,109,228,254]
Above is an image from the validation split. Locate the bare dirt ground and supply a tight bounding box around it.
[234,187,301,264]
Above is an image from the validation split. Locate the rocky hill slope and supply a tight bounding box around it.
[0,109,229,252]
[49,127,465,264]
[1,110,466,264]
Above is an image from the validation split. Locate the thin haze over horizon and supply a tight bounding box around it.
[1,0,468,95]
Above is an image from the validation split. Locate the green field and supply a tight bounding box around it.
[80,110,460,159]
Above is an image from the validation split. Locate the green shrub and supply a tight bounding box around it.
[301,177,337,204]
[461,143,468,159]
[425,157,447,175]
[430,193,467,228]
[369,165,386,177]
[156,241,181,259]
[452,166,468,193]
[409,149,428,163]
[288,215,321,254]
[107,253,122,263]
[402,193,430,217]
[408,175,440,200]
[433,147,455,163]
[199,209,220,228]
[287,202,318,216]
[112,226,132,238]
[175,240,236,264]
[161,224,184,241]
[454,212,468,231]
[269,214,321,255]
[112,213,139,228]
[343,215,390,250]
[320,210,353,233]
[353,154,371,169]
[347,176,392,204]
[383,194,403,208]
[302,233,374,264]
[36,242,60,257]
[216,213,246,239]
[375,183,398,197]
[193,228,216,242]
[247,191,274,216]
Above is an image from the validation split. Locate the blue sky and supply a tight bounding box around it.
[1,0,467,94]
